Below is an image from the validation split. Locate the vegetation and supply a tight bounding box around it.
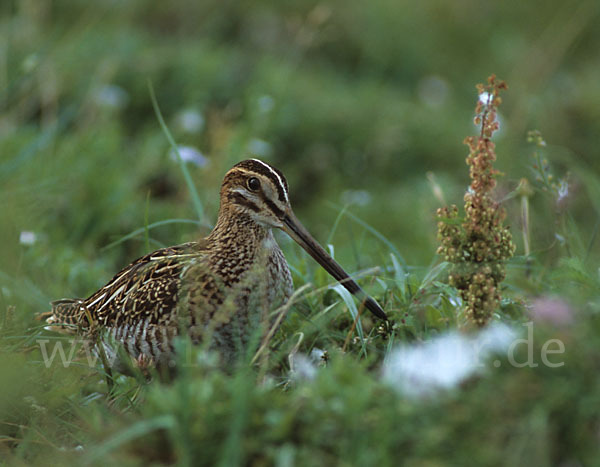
[1,1,599,465]
[437,76,515,327]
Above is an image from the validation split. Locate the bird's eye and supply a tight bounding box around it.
[247,177,261,192]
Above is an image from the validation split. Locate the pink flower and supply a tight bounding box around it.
[530,297,573,326]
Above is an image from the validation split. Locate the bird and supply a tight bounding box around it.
[41,159,387,371]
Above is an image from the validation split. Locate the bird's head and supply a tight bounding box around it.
[221,158,291,229]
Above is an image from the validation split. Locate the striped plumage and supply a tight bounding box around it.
[44,159,387,370]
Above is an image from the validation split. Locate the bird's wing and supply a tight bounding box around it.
[45,242,206,333]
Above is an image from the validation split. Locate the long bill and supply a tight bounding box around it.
[281,212,388,321]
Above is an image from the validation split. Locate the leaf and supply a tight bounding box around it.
[390,253,406,298]
[330,284,365,346]
[424,305,445,329]
[420,262,450,290]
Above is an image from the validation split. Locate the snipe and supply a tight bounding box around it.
[43,159,387,369]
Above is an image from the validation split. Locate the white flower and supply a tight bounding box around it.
[418,75,449,108]
[290,353,317,381]
[176,109,204,133]
[93,84,129,109]
[19,231,37,245]
[169,146,208,167]
[310,347,327,366]
[257,95,275,113]
[557,180,569,204]
[382,323,516,397]
[478,91,492,104]
[341,189,372,207]
[247,138,272,158]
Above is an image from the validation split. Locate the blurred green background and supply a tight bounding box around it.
[3,0,599,281]
[1,0,600,464]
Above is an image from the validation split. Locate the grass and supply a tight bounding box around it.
[2,0,600,465]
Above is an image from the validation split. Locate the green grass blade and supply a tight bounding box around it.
[327,203,407,268]
[331,284,365,351]
[326,204,350,245]
[86,415,175,463]
[148,81,205,222]
[100,219,206,251]
[390,253,407,298]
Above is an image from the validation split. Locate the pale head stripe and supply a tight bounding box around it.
[250,158,289,202]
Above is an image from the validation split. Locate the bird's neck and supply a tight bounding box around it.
[206,207,271,251]
[204,208,279,283]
